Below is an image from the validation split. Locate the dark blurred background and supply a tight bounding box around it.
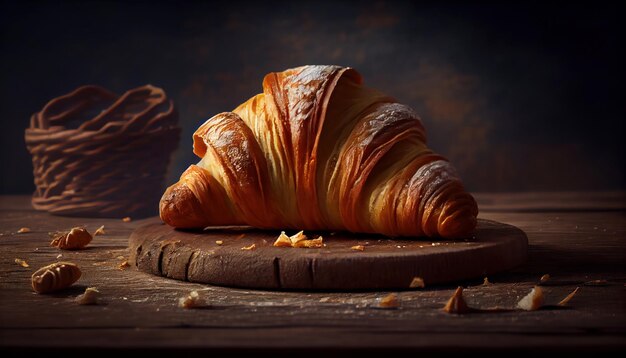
[1,0,624,194]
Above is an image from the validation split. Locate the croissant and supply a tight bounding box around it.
[160,65,478,238]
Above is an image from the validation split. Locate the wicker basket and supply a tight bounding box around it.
[25,84,180,217]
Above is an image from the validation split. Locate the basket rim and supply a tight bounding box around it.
[25,124,181,145]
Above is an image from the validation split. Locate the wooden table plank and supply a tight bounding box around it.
[1,194,625,352]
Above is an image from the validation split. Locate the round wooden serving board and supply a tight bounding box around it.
[129,219,527,290]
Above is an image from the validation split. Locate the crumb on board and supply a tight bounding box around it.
[517,286,544,311]
[274,231,323,248]
[179,291,207,309]
[17,227,31,234]
[94,225,106,236]
[56,254,62,259]
[118,261,130,270]
[289,231,307,245]
[540,274,550,284]
[443,286,471,314]
[273,232,292,247]
[378,293,400,309]
[289,230,307,244]
[15,258,29,268]
[351,245,365,251]
[75,287,100,305]
[409,277,425,288]
[122,217,131,222]
[215,240,223,245]
[241,244,256,251]
[293,237,323,248]
[558,287,580,306]
[483,277,492,286]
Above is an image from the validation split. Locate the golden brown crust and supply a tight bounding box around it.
[160,65,478,238]
[160,172,211,228]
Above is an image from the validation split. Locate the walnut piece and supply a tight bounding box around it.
[517,286,544,311]
[378,293,400,309]
[94,225,106,236]
[179,291,207,309]
[122,217,132,222]
[241,244,256,251]
[75,287,100,305]
[409,277,425,288]
[31,262,81,294]
[50,227,93,250]
[17,227,31,234]
[350,245,365,251]
[443,286,472,314]
[558,287,580,306]
[15,258,29,268]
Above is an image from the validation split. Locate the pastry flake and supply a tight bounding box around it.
[409,277,425,288]
[378,293,400,309]
[241,244,256,251]
[94,225,106,236]
[273,231,292,247]
[293,237,323,248]
[517,286,544,311]
[179,291,207,309]
[558,287,580,306]
[76,287,100,305]
[443,286,471,314]
[273,231,323,248]
[289,231,307,245]
[15,258,29,268]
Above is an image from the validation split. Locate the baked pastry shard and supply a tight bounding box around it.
[160,65,478,238]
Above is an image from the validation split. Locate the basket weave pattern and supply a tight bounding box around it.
[25,85,180,217]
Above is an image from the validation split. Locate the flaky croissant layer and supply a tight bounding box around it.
[160,65,478,238]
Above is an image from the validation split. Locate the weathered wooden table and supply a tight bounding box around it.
[1,193,624,353]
